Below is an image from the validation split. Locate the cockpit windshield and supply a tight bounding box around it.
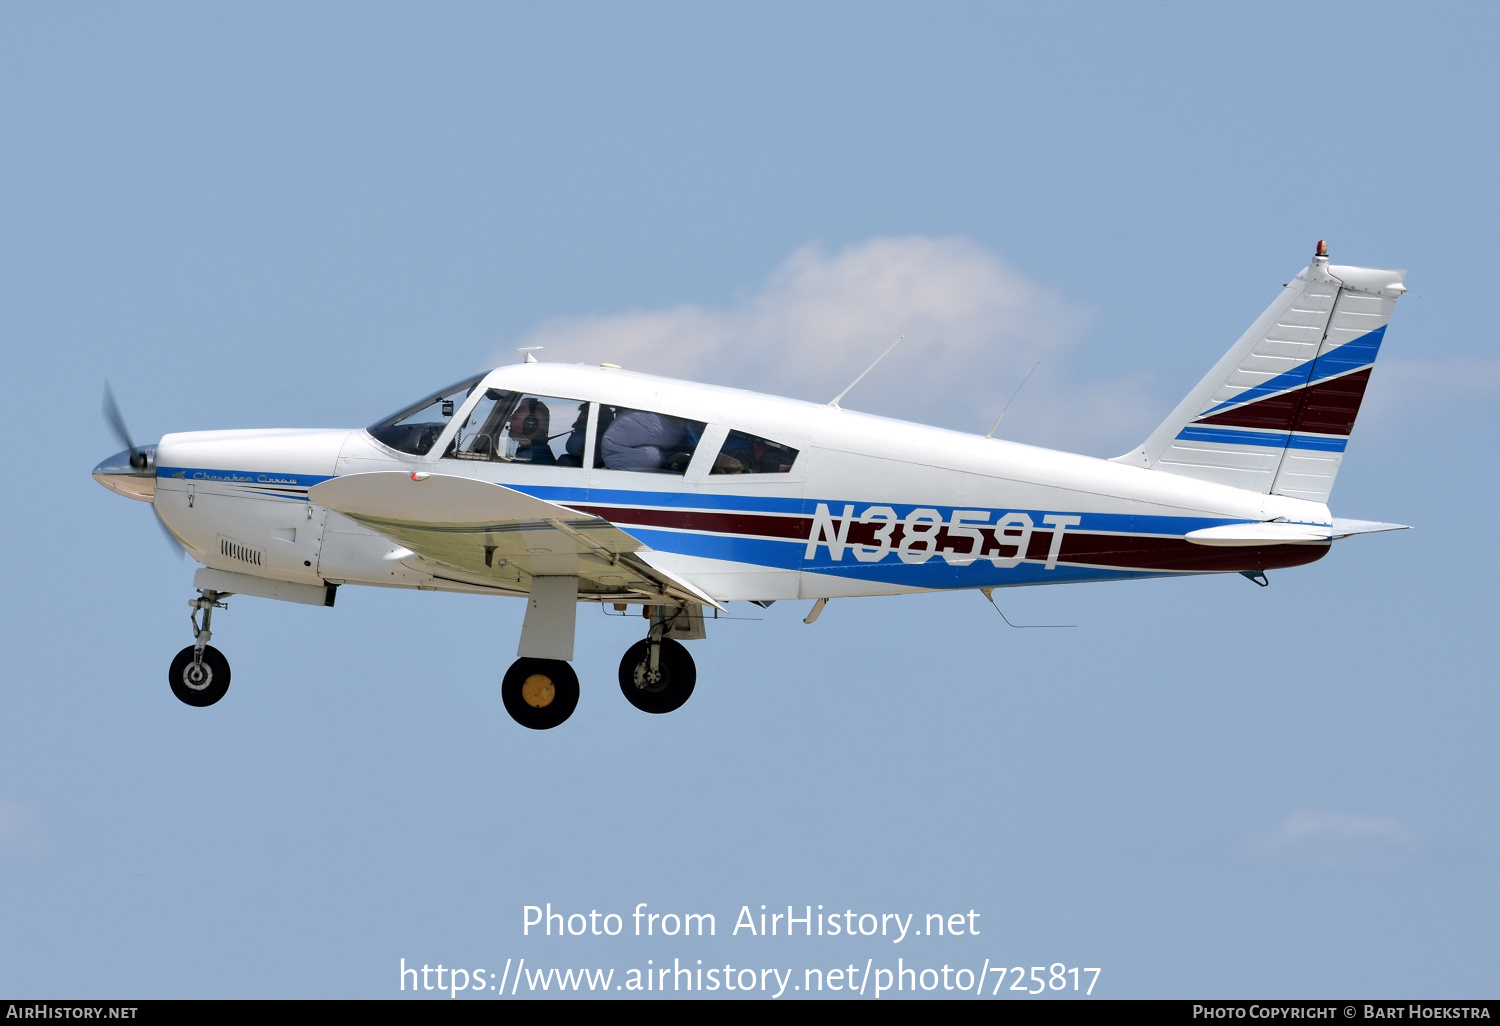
[367,374,486,456]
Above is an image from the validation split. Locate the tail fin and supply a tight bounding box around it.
[1113,243,1406,503]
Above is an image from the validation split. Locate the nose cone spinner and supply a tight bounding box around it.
[93,445,158,501]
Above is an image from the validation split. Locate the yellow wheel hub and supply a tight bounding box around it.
[521,674,556,708]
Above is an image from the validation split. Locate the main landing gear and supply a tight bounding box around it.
[169,590,232,707]
[498,607,699,729]
[500,658,580,730]
[617,635,696,715]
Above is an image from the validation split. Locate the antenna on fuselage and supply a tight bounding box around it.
[980,587,1075,628]
[517,347,543,364]
[827,335,903,409]
[985,361,1040,439]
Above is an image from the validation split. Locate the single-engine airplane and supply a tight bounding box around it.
[95,243,1409,728]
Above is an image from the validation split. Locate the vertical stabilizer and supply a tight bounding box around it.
[1113,243,1406,503]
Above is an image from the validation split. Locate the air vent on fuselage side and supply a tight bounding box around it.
[219,537,264,567]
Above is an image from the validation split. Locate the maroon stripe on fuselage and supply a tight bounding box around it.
[570,505,1328,574]
[570,505,812,540]
[1044,534,1327,573]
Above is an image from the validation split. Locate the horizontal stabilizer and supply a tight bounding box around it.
[1185,522,1335,546]
[1185,518,1410,547]
[1329,518,1410,539]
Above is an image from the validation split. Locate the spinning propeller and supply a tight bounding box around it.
[100,383,183,557]
[103,383,151,470]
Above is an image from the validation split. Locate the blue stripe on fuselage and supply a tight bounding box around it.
[157,466,331,492]
[510,484,1247,538]
[620,526,1172,588]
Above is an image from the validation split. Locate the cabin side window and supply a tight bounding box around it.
[366,375,485,456]
[710,430,799,474]
[446,391,590,466]
[593,406,707,475]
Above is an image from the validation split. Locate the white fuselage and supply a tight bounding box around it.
[151,363,1333,604]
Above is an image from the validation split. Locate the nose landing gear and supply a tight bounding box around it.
[169,590,232,707]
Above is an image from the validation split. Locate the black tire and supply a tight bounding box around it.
[618,638,696,714]
[168,645,231,707]
[501,658,579,730]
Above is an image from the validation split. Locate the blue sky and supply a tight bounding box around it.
[1,2,1496,998]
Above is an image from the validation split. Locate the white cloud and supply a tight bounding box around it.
[504,237,1160,455]
[0,796,53,859]
[1245,809,1420,871]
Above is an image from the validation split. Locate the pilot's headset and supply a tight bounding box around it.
[520,399,541,437]
[506,398,544,458]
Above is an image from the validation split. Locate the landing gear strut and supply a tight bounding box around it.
[618,623,696,714]
[501,658,580,730]
[169,590,232,707]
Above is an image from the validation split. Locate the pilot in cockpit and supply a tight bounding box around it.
[506,398,555,465]
[556,406,588,467]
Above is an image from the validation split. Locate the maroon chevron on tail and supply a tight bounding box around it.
[1193,365,1372,436]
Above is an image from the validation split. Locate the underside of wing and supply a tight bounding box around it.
[309,472,723,607]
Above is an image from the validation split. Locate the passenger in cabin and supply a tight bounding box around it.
[600,409,694,472]
[556,406,588,467]
[506,398,555,465]
[712,430,798,474]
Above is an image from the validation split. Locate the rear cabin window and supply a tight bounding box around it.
[593,406,706,475]
[446,391,590,467]
[710,430,799,474]
[367,375,485,456]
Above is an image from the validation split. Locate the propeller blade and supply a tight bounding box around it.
[102,382,178,557]
[102,383,149,470]
[102,383,135,452]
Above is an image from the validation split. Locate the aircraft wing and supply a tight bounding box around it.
[308,472,726,608]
